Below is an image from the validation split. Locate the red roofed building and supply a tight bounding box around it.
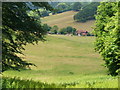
[76,30,89,36]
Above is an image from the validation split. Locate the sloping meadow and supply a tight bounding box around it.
[2,35,118,88]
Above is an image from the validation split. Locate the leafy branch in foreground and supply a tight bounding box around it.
[2,2,53,72]
[94,2,120,76]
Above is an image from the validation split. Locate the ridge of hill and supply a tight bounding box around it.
[41,11,95,32]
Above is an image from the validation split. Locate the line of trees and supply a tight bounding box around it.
[49,2,90,14]
[42,24,76,35]
[59,26,76,35]
[28,2,93,19]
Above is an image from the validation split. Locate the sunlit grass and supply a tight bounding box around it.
[3,35,118,88]
[4,35,105,81]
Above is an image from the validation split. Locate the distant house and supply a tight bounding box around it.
[76,30,89,36]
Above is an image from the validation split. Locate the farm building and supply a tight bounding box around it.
[76,30,89,36]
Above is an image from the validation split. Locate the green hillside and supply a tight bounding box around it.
[3,35,118,88]
[41,11,95,31]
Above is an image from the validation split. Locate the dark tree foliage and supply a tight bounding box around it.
[0,2,2,72]
[42,24,51,32]
[50,25,58,34]
[41,10,49,17]
[94,2,120,76]
[59,28,67,35]
[55,3,72,14]
[72,2,82,11]
[66,26,74,34]
[59,26,76,35]
[81,2,91,7]
[49,2,74,14]
[57,3,68,10]
[48,2,60,8]
[74,2,100,22]
[2,2,53,72]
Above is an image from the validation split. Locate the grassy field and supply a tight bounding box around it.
[3,35,118,88]
[41,11,95,32]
